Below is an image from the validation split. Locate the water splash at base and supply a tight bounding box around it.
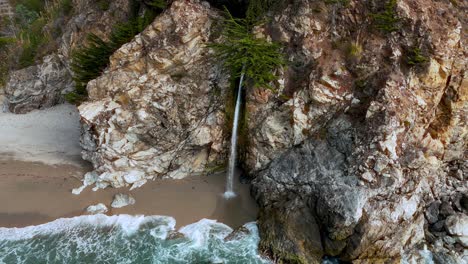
[223,191,237,199]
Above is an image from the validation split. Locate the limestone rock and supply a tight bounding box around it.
[86,203,108,214]
[111,193,135,208]
[4,55,72,114]
[445,214,468,237]
[224,226,250,242]
[440,201,457,217]
[78,0,227,189]
[71,171,99,195]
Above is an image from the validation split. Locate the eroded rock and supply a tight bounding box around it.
[86,203,108,214]
[111,193,135,208]
[445,214,468,237]
[248,0,467,262]
[4,55,72,114]
[77,0,228,189]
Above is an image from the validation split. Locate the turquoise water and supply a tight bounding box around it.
[0,215,270,264]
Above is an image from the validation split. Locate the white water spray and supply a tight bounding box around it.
[223,69,245,199]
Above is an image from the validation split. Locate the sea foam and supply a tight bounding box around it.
[0,214,270,264]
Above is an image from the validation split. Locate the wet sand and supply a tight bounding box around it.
[0,159,258,229]
[0,100,257,229]
[0,104,84,166]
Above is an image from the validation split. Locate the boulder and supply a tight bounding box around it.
[445,214,468,237]
[77,0,228,189]
[111,193,136,208]
[425,201,441,224]
[4,55,72,114]
[86,203,108,214]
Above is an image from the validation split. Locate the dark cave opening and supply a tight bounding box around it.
[205,0,249,17]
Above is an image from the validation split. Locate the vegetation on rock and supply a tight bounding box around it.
[67,1,167,103]
[12,0,75,68]
[209,10,284,90]
[245,0,280,25]
[405,46,429,66]
[210,0,285,90]
[371,0,400,33]
[324,0,350,6]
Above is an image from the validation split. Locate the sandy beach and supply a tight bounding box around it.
[0,102,258,229]
[0,104,84,166]
[0,159,258,228]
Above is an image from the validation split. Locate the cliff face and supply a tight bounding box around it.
[4,0,133,113]
[247,0,467,262]
[75,0,228,191]
[5,0,465,262]
[73,0,466,262]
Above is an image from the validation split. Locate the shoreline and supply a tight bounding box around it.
[0,159,258,229]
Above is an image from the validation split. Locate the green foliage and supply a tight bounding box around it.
[97,0,110,11]
[209,10,284,90]
[69,2,167,103]
[0,37,14,86]
[18,16,48,67]
[45,0,74,21]
[324,0,350,6]
[70,34,113,93]
[371,0,399,33]
[64,89,87,104]
[147,0,167,9]
[13,0,44,13]
[405,46,429,66]
[14,4,39,26]
[245,0,279,26]
[0,37,15,47]
[347,42,362,59]
[61,0,73,15]
[11,0,75,68]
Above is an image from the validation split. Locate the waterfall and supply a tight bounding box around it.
[223,69,245,199]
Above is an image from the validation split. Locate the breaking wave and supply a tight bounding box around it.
[0,215,270,264]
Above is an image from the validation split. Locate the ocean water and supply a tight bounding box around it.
[0,215,270,264]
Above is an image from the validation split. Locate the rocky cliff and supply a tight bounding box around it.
[4,0,134,113]
[4,0,466,263]
[76,0,466,262]
[247,0,467,263]
[75,0,228,192]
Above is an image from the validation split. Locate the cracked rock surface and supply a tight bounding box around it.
[247,0,467,262]
[77,0,228,190]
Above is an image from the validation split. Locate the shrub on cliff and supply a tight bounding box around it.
[0,36,14,86]
[209,9,284,90]
[69,16,153,102]
[11,0,76,68]
[324,0,350,6]
[371,0,400,33]
[245,0,280,24]
[68,1,167,103]
[405,46,429,66]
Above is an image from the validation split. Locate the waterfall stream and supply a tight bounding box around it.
[224,69,245,199]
